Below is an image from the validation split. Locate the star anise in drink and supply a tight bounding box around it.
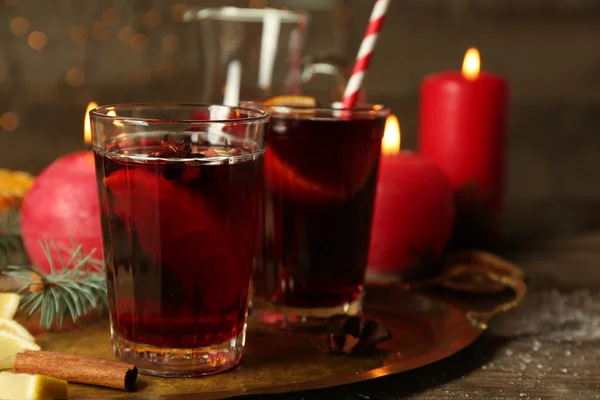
[147,140,195,158]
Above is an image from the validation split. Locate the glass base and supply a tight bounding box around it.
[251,291,364,329]
[111,330,246,377]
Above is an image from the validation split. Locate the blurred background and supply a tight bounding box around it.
[0,0,598,237]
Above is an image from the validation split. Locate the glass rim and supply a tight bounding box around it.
[242,102,390,119]
[89,103,270,125]
[184,6,307,24]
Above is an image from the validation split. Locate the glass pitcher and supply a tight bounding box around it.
[184,7,347,105]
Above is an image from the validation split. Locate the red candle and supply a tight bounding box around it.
[368,116,455,280]
[419,48,508,222]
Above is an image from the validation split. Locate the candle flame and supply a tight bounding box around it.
[107,109,124,127]
[381,114,401,156]
[462,47,480,81]
[84,102,98,145]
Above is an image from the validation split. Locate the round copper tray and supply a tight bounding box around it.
[37,285,482,399]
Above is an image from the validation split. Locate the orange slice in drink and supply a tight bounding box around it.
[105,169,242,312]
[264,95,317,107]
[264,147,346,206]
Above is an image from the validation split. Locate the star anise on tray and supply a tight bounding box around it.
[147,140,196,158]
[316,315,392,354]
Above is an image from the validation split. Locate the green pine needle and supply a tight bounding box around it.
[0,207,25,270]
[2,239,108,330]
[0,206,20,235]
[0,234,24,270]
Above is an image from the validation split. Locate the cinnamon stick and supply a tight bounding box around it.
[13,350,137,391]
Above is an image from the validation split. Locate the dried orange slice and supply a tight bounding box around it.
[264,147,345,205]
[264,95,317,107]
[0,169,35,210]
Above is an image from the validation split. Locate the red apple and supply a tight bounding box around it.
[368,151,455,279]
[21,151,103,273]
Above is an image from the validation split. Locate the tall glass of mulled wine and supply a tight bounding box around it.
[89,103,269,377]
[246,101,389,327]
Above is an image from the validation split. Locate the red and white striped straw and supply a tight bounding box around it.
[342,0,391,109]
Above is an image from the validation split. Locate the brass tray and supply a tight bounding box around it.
[35,286,483,399]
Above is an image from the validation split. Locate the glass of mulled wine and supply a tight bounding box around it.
[246,102,389,327]
[89,103,269,377]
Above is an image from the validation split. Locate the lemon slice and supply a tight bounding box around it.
[0,318,35,342]
[264,95,317,107]
[0,331,40,370]
[0,293,20,319]
[0,371,67,400]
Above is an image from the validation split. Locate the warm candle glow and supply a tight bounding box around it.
[84,102,97,145]
[462,47,480,81]
[107,110,124,127]
[381,114,401,156]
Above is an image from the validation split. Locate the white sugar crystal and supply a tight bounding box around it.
[489,289,600,342]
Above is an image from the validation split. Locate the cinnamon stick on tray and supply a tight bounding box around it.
[13,350,138,391]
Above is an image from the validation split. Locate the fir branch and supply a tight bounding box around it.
[0,234,24,270]
[2,239,108,330]
[0,207,25,271]
[0,206,20,235]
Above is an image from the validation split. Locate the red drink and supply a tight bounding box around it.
[96,139,262,345]
[90,104,268,377]
[251,106,388,326]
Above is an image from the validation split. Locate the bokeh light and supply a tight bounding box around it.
[91,22,110,41]
[129,33,148,52]
[70,26,88,45]
[4,0,20,6]
[10,17,29,36]
[118,26,135,44]
[161,34,179,53]
[143,9,162,29]
[0,112,19,131]
[172,4,188,22]
[66,68,85,87]
[101,8,119,25]
[28,31,47,50]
